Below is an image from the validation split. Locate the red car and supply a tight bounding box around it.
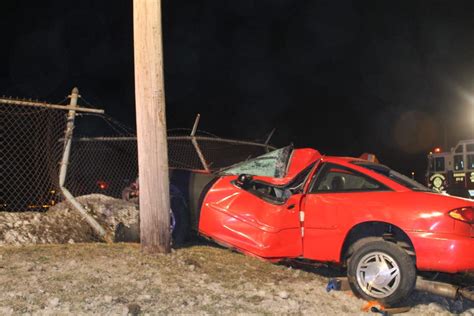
[198,146,474,305]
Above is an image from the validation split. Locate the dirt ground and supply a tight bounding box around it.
[1,242,473,315]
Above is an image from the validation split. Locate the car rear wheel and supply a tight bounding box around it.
[347,238,416,306]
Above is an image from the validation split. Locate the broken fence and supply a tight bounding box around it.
[0,90,274,214]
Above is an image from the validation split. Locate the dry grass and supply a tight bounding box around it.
[0,243,473,315]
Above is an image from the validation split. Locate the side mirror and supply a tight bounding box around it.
[236,174,253,188]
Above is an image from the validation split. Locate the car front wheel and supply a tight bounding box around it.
[347,238,416,306]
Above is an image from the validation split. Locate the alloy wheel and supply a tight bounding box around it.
[356,251,401,298]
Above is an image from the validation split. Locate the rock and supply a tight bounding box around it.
[48,297,60,307]
[136,282,146,290]
[137,294,151,301]
[189,265,195,271]
[0,307,14,315]
[68,239,75,244]
[127,303,141,316]
[278,291,289,299]
[115,297,129,304]
[122,306,129,316]
[104,295,113,303]
[115,223,140,242]
[4,231,18,243]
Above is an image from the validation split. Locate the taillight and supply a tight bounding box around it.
[449,207,474,224]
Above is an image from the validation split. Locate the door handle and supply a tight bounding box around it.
[287,204,296,210]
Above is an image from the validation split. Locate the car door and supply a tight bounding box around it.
[199,176,304,259]
[301,162,390,262]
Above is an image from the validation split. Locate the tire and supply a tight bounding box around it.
[170,196,190,247]
[347,238,416,306]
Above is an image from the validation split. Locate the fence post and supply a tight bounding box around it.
[58,87,109,241]
[190,114,210,172]
[264,128,276,152]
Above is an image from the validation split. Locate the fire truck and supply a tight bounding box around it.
[426,139,474,199]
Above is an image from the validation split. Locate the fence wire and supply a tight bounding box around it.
[1,96,274,212]
[65,115,274,199]
[0,101,67,211]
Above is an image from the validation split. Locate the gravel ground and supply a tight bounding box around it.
[0,243,473,315]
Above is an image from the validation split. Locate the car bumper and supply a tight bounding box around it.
[409,232,474,273]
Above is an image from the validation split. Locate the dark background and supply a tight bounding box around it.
[2,0,474,181]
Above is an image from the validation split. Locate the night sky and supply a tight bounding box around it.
[2,1,474,180]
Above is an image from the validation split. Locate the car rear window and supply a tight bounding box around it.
[353,162,433,192]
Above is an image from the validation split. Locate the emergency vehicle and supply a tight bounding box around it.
[426,140,474,198]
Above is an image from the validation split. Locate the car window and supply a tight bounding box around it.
[309,163,387,193]
[354,162,432,192]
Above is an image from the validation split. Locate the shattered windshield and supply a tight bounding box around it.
[220,146,292,178]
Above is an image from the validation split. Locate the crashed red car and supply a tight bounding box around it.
[198,146,474,305]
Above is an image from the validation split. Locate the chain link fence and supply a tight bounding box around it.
[1,93,274,212]
[65,114,274,199]
[0,100,67,211]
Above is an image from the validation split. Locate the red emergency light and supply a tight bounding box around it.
[359,153,379,163]
[433,147,441,153]
[97,180,109,190]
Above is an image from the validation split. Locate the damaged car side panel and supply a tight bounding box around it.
[200,147,322,258]
[199,176,304,258]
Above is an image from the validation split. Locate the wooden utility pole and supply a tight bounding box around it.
[133,0,171,253]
